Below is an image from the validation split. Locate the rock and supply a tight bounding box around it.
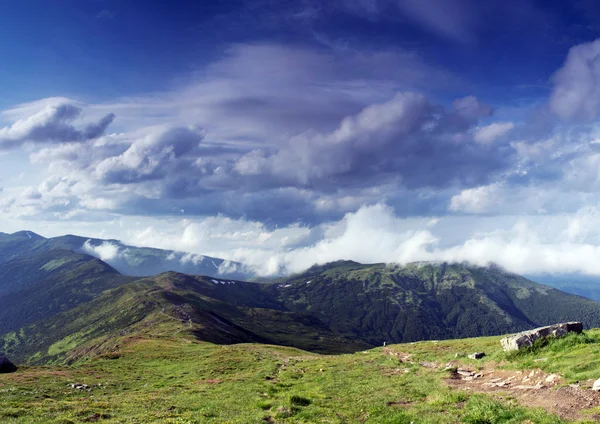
[545,374,559,383]
[468,352,486,360]
[444,365,457,372]
[592,378,600,391]
[0,356,16,373]
[500,322,583,351]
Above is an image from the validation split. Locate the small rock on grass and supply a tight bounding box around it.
[468,352,486,360]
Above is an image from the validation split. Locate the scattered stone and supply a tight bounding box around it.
[468,352,486,360]
[513,384,546,390]
[533,357,548,362]
[68,383,90,390]
[0,356,16,373]
[592,378,600,391]
[455,352,466,358]
[419,361,438,369]
[444,365,457,372]
[545,374,559,383]
[500,322,583,351]
[457,370,474,377]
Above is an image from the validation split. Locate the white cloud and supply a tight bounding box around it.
[473,122,514,144]
[0,103,114,150]
[449,183,502,213]
[550,38,600,120]
[82,240,123,262]
[33,203,599,278]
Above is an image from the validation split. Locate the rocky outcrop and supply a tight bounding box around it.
[500,322,583,351]
[0,356,17,373]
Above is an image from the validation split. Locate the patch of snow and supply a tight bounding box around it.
[283,284,292,288]
[306,280,312,285]
[26,232,32,239]
[212,260,219,269]
[211,279,220,285]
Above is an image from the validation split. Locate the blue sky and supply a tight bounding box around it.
[4,0,600,276]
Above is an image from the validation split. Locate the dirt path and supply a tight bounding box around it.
[445,363,600,421]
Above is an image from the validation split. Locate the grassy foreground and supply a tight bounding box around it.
[2,330,600,423]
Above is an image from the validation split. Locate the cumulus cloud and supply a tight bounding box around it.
[90,203,600,277]
[474,122,514,144]
[235,92,507,190]
[82,240,123,262]
[94,126,204,184]
[550,38,600,120]
[449,183,502,213]
[0,103,115,150]
[3,85,507,225]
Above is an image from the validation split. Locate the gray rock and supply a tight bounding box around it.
[468,352,486,359]
[500,322,583,351]
[0,356,16,373]
[592,378,600,391]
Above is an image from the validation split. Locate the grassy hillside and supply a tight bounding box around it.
[265,261,600,344]
[0,272,368,364]
[3,326,600,422]
[0,250,132,336]
[4,259,600,366]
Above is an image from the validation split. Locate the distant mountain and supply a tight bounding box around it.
[0,231,252,279]
[263,261,600,345]
[527,273,600,302]
[4,255,600,365]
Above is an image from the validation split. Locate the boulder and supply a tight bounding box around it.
[468,352,486,360]
[0,356,17,373]
[593,378,600,392]
[500,322,583,352]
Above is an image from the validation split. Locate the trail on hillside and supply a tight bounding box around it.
[445,363,600,421]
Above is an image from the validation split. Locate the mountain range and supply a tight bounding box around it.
[0,231,251,279]
[2,230,600,366]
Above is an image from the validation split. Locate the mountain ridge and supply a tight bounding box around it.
[0,230,252,279]
[3,249,600,365]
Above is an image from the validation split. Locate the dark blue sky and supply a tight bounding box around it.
[2,0,598,108]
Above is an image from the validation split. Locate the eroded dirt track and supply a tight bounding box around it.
[445,363,600,421]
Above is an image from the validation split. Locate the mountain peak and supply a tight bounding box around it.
[11,231,45,240]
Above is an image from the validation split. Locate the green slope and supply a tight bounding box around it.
[264,261,600,344]
[0,250,132,336]
[0,271,368,364]
[4,326,600,423]
[5,258,600,366]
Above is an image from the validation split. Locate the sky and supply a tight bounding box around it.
[5,0,600,276]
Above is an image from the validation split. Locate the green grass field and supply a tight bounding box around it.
[3,329,600,423]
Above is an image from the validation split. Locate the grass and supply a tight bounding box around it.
[1,329,593,423]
